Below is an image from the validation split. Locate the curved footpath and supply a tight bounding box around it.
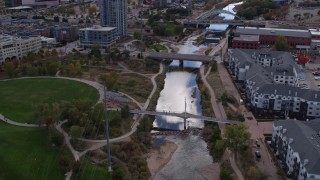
[0,64,164,180]
[78,63,164,155]
[200,63,244,180]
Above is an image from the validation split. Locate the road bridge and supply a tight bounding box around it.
[147,52,212,66]
[184,19,245,27]
[130,110,237,130]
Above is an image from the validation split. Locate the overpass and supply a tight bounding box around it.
[184,19,245,27]
[130,110,237,130]
[147,52,212,66]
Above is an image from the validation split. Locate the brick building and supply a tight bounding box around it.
[232,34,260,49]
[234,27,311,49]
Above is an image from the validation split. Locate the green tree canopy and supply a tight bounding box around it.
[224,124,250,158]
[273,36,290,51]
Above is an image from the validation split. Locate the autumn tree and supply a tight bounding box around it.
[273,36,290,51]
[4,61,15,78]
[224,124,250,158]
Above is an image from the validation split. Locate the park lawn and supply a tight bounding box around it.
[71,157,110,180]
[0,121,68,180]
[0,78,99,123]
[116,74,152,103]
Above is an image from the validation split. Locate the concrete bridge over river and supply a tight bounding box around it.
[147,52,212,66]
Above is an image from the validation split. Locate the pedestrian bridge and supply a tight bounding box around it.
[130,110,236,125]
[147,52,212,63]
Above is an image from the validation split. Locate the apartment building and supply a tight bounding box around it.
[100,0,127,37]
[272,119,320,180]
[227,49,320,119]
[0,34,41,63]
[79,26,116,48]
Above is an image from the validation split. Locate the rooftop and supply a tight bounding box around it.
[235,26,311,38]
[79,26,116,31]
[233,34,259,42]
[274,119,320,175]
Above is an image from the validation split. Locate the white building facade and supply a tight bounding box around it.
[0,35,41,64]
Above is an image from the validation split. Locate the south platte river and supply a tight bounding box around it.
[153,2,242,179]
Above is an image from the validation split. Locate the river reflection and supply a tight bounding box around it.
[153,35,204,130]
[153,72,203,130]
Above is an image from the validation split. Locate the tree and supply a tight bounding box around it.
[74,61,82,76]
[121,105,130,119]
[224,124,250,159]
[273,36,290,51]
[70,125,84,138]
[46,62,59,76]
[4,61,15,78]
[133,32,141,40]
[90,44,101,59]
[34,103,50,126]
[89,6,97,16]
[66,63,76,76]
[51,49,59,59]
[49,127,64,147]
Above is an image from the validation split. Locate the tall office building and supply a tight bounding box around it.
[100,0,127,38]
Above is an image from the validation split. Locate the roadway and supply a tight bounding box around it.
[147,52,212,62]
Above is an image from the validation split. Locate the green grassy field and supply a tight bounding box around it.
[0,78,99,123]
[0,121,67,180]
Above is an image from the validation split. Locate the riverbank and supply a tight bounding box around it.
[147,140,177,179]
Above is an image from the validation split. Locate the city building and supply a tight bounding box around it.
[227,49,320,119]
[232,34,260,49]
[79,26,116,48]
[50,25,79,44]
[233,27,311,49]
[21,0,58,8]
[271,119,320,179]
[0,34,41,63]
[40,36,56,48]
[99,0,127,37]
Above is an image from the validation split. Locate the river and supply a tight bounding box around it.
[153,2,242,179]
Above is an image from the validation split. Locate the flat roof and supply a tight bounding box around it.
[233,34,259,42]
[7,6,32,10]
[235,26,311,38]
[309,29,320,36]
[79,26,116,31]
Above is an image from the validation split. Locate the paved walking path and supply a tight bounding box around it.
[0,113,45,127]
[78,63,164,156]
[200,64,244,180]
[218,64,279,180]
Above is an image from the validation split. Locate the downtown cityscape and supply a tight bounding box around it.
[0,0,320,179]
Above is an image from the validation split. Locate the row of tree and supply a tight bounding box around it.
[237,0,279,20]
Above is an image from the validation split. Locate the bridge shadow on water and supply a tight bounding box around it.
[168,65,200,73]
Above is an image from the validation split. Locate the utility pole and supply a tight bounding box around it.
[103,84,112,172]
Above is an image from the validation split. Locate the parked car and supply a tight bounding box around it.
[255,151,261,159]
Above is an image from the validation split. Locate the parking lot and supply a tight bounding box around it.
[303,56,320,90]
